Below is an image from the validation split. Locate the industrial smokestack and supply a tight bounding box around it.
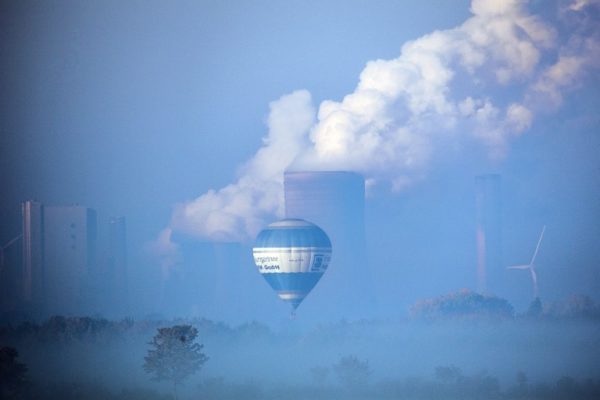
[284,171,374,318]
[475,174,502,295]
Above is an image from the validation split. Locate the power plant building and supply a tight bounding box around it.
[284,171,374,318]
[43,205,97,315]
[0,200,134,317]
[19,202,98,316]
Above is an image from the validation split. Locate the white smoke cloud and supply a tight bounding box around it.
[160,0,599,244]
[168,90,315,242]
[295,0,552,170]
[568,0,600,11]
[529,39,600,107]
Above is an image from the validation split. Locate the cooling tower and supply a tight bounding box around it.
[284,171,374,319]
[475,174,502,295]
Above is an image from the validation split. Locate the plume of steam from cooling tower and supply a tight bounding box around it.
[164,0,600,244]
[168,91,315,241]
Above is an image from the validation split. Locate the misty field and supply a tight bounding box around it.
[2,316,599,399]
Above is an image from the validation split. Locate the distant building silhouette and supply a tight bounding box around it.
[284,171,374,319]
[43,205,97,315]
[475,174,502,295]
[162,231,245,321]
[0,201,133,318]
[211,242,243,321]
[161,233,205,317]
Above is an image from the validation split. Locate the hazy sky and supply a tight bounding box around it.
[1,0,599,320]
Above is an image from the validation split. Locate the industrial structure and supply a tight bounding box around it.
[1,200,128,318]
[22,200,44,306]
[30,204,97,315]
[284,171,374,318]
[475,174,502,295]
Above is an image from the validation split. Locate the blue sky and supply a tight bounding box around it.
[1,0,599,320]
[1,0,470,237]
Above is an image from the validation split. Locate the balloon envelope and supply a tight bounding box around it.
[253,219,332,310]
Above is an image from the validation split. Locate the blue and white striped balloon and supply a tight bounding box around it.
[253,219,332,311]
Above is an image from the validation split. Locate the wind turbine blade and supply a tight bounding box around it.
[1,234,22,249]
[507,265,531,270]
[530,225,546,265]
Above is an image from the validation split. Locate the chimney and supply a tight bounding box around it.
[475,174,502,295]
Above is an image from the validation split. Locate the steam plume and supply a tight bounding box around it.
[169,91,315,241]
[164,0,599,243]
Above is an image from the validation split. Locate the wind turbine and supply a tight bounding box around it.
[507,225,546,299]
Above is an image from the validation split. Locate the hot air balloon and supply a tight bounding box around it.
[252,218,332,314]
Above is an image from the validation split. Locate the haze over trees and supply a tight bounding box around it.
[0,346,28,399]
[144,325,208,399]
[409,289,515,320]
[0,312,597,399]
[333,354,371,389]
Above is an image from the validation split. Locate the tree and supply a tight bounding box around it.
[333,355,371,388]
[526,297,543,318]
[0,346,28,398]
[410,289,514,320]
[434,365,462,383]
[144,325,208,399]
